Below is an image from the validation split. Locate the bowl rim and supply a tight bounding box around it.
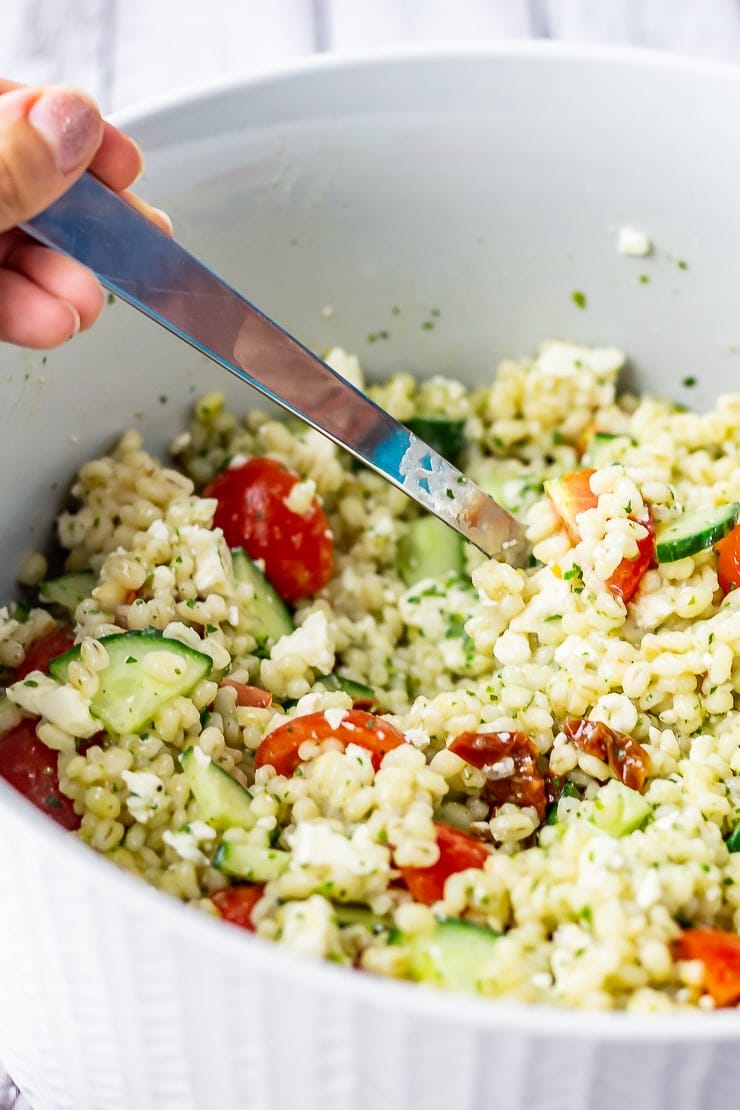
[4,40,740,1042]
[110,38,740,131]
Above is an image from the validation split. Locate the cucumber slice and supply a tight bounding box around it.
[0,694,21,733]
[214,840,290,881]
[316,674,376,704]
[474,458,544,517]
[582,432,636,468]
[405,417,466,465]
[393,917,500,993]
[334,904,390,932]
[590,779,652,837]
[398,516,464,587]
[181,746,254,830]
[655,503,739,563]
[50,629,212,735]
[39,571,95,617]
[231,547,293,650]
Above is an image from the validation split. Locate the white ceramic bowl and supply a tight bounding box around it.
[1,44,739,1110]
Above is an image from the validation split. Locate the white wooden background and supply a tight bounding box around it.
[2,1,740,1106]
[4,0,740,115]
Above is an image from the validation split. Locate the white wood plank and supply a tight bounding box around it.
[542,0,740,61]
[110,0,315,110]
[0,0,111,106]
[323,0,535,47]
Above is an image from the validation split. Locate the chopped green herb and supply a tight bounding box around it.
[681,376,697,388]
[571,290,587,310]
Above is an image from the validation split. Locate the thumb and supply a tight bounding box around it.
[0,85,104,232]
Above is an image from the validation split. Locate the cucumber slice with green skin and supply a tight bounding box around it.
[655,503,740,563]
[50,629,212,735]
[392,917,500,993]
[231,547,293,650]
[214,840,290,881]
[398,516,464,587]
[590,779,652,837]
[582,432,637,468]
[181,746,254,830]
[316,674,376,704]
[39,571,95,617]
[405,417,467,465]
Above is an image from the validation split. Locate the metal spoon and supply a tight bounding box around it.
[22,174,528,566]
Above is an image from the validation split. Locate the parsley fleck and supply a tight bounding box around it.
[571,290,587,310]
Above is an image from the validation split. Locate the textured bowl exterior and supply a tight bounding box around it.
[1,45,740,1110]
[2,790,740,1110]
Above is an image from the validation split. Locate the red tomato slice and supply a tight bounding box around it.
[16,625,76,679]
[255,709,406,776]
[0,718,80,830]
[546,468,653,603]
[717,523,740,594]
[399,823,489,905]
[449,730,547,821]
[203,457,333,603]
[606,516,655,604]
[675,928,740,1007]
[546,468,597,544]
[219,680,272,708]
[212,885,264,931]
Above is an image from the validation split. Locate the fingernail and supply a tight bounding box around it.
[61,299,81,339]
[28,90,101,175]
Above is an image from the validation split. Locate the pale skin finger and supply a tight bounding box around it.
[0,78,171,348]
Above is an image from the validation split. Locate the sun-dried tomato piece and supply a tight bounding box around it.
[563,718,650,792]
[449,730,547,821]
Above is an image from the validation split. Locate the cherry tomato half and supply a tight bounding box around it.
[211,885,264,932]
[675,928,740,1007]
[546,468,654,603]
[0,718,80,830]
[717,523,740,594]
[16,625,76,680]
[255,709,406,777]
[204,457,333,603]
[399,823,489,905]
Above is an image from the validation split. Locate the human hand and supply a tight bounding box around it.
[0,80,171,349]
